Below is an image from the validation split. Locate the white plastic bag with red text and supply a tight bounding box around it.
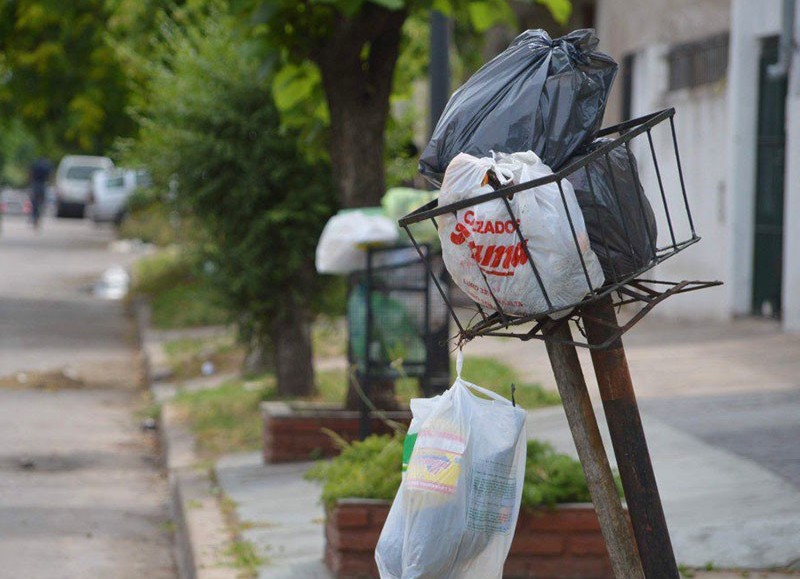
[375,353,527,579]
[438,151,604,317]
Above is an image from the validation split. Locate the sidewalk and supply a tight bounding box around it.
[211,313,800,577]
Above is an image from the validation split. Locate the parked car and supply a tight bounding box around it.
[86,168,150,225]
[55,155,114,218]
[0,187,32,216]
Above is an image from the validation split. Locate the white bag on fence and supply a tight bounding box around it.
[375,352,527,579]
[315,209,399,274]
[438,151,604,317]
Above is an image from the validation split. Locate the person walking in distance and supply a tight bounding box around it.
[29,158,51,229]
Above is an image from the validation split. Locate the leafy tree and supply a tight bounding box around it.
[126,11,336,397]
[251,0,570,208]
[0,0,134,154]
[249,0,569,408]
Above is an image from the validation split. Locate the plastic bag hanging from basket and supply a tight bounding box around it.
[375,351,527,579]
[419,29,618,185]
[437,151,604,318]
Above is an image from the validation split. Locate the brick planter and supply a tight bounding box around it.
[261,402,412,463]
[325,499,618,579]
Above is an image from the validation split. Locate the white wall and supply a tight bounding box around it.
[597,0,731,125]
[633,55,731,321]
[781,0,800,331]
[594,0,733,321]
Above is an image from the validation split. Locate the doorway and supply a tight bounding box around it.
[752,36,787,318]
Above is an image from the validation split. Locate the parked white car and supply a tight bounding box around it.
[55,155,114,218]
[87,168,150,225]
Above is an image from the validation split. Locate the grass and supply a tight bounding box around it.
[174,356,558,459]
[129,248,228,330]
[215,482,265,577]
[456,356,561,410]
[173,378,269,458]
[164,333,244,380]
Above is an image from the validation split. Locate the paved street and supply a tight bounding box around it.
[0,216,175,578]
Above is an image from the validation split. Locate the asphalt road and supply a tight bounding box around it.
[0,216,175,578]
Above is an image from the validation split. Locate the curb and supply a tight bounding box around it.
[134,299,237,579]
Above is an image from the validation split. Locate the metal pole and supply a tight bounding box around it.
[544,321,644,579]
[582,296,680,579]
[359,251,374,440]
[429,10,450,135]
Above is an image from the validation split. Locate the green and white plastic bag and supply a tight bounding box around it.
[375,351,527,579]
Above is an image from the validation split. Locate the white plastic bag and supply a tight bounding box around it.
[438,151,604,317]
[375,352,527,579]
[315,209,399,274]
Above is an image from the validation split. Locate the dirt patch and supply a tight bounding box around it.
[0,369,89,391]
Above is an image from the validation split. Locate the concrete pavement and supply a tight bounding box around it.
[0,216,175,578]
[213,304,800,576]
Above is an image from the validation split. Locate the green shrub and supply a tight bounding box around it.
[306,435,403,508]
[307,435,620,510]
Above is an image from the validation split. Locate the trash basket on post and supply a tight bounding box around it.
[398,108,721,578]
[347,244,450,440]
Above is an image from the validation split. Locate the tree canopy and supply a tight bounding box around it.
[126,11,336,396]
[0,0,134,155]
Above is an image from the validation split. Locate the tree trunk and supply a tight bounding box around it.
[269,262,316,398]
[271,302,315,398]
[313,5,408,410]
[313,5,407,209]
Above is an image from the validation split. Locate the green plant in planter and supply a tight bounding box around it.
[306,434,403,509]
[307,435,622,510]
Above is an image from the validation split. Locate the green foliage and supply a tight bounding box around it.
[522,440,593,508]
[306,434,404,508]
[130,248,229,329]
[534,0,572,25]
[307,435,616,510]
[174,378,269,457]
[0,0,134,155]
[0,118,38,187]
[126,11,337,343]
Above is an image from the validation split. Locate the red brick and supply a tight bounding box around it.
[367,505,390,527]
[568,533,609,557]
[332,506,370,529]
[282,417,325,432]
[336,553,379,578]
[335,529,382,552]
[508,532,565,555]
[521,507,602,532]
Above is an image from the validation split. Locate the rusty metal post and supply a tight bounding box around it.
[544,321,644,579]
[582,295,680,579]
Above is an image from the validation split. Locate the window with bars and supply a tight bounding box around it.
[667,32,730,91]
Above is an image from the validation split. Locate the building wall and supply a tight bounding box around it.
[596,1,733,321]
[596,0,732,125]
[781,0,800,331]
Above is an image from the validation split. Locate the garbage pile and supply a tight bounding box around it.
[315,188,446,374]
[368,28,664,579]
[421,29,657,320]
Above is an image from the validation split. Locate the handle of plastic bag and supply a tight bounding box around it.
[456,349,515,406]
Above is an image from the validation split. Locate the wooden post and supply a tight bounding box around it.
[582,296,680,579]
[544,321,645,579]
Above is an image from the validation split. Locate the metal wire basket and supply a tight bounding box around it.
[399,108,721,349]
[347,244,450,397]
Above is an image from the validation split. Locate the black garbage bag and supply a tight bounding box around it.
[419,29,617,184]
[565,138,658,282]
